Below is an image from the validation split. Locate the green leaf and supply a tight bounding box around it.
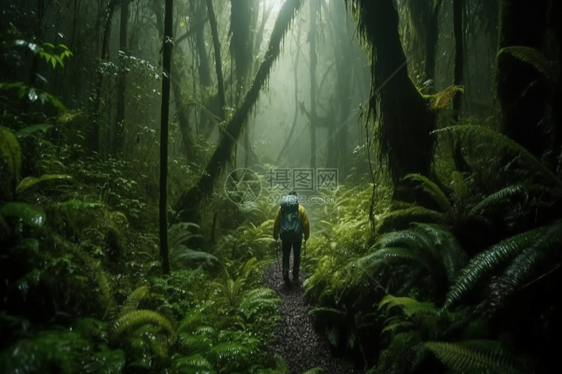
[16,174,72,195]
[42,42,55,48]
[0,202,46,228]
[0,126,21,182]
[53,55,64,68]
[16,124,52,138]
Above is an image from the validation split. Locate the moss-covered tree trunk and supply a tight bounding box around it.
[349,0,436,185]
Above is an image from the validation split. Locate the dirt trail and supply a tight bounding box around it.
[263,254,362,374]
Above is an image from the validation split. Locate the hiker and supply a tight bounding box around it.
[273,191,310,285]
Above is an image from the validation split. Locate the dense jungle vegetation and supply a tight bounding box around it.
[1,0,561,373]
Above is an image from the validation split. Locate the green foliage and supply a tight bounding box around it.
[39,43,73,69]
[498,46,557,82]
[424,340,531,373]
[445,219,562,309]
[404,174,453,213]
[0,201,46,229]
[0,126,21,182]
[433,125,561,188]
[0,82,66,110]
[0,330,91,374]
[16,174,72,195]
[239,287,281,320]
[112,310,174,339]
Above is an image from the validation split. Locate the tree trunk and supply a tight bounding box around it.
[309,0,318,170]
[425,0,442,90]
[160,0,173,275]
[194,0,211,86]
[89,0,120,154]
[276,19,302,165]
[114,0,129,156]
[174,0,303,222]
[349,0,436,186]
[206,0,226,120]
[452,0,463,121]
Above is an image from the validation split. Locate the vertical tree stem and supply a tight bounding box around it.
[160,0,173,275]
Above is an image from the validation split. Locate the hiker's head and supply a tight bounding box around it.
[289,191,297,196]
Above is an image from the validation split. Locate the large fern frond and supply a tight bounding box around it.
[433,125,562,187]
[488,223,562,312]
[445,219,562,308]
[177,333,213,356]
[498,46,557,82]
[352,247,431,274]
[112,310,174,338]
[424,340,530,373]
[412,223,468,282]
[118,286,149,318]
[376,206,446,234]
[404,174,453,213]
[239,287,281,319]
[173,353,214,373]
[469,183,551,215]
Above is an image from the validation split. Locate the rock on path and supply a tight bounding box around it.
[263,255,363,374]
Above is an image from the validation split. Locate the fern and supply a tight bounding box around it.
[95,268,117,320]
[0,330,90,374]
[118,285,149,318]
[412,223,468,282]
[239,287,281,319]
[176,307,206,334]
[173,353,214,373]
[112,310,174,338]
[424,340,530,373]
[445,219,562,308]
[168,222,201,249]
[177,333,213,356]
[82,348,126,374]
[433,125,562,188]
[208,342,250,369]
[404,173,453,214]
[355,247,431,272]
[376,206,446,234]
[308,307,346,317]
[301,367,325,374]
[498,46,556,82]
[382,320,415,333]
[469,183,551,215]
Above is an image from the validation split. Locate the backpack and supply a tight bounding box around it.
[279,195,302,241]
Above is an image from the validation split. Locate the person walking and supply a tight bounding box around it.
[273,191,310,285]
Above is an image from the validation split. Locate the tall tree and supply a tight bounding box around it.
[114,0,129,155]
[309,0,318,170]
[206,0,226,120]
[452,0,463,121]
[159,0,174,275]
[175,0,303,222]
[347,0,436,184]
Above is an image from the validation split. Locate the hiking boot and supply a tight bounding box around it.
[293,272,300,284]
[283,270,290,285]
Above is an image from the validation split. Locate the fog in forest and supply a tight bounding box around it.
[2,1,561,373]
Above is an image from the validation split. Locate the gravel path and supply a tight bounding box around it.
[263,254,363,374]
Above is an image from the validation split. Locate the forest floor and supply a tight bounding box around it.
[263,254,363,374]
